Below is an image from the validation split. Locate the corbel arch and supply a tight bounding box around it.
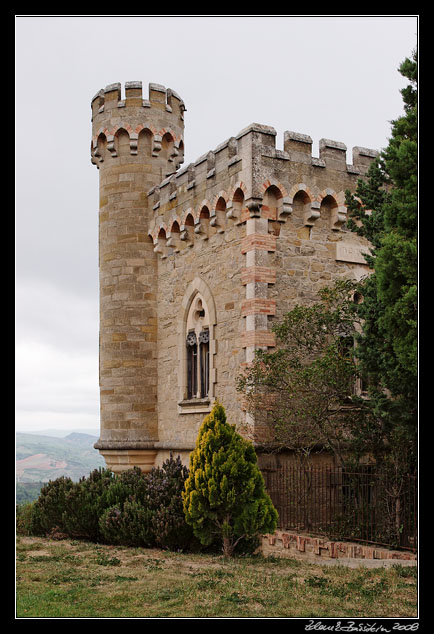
[259,178,288,199]
[288,183,315,204]
[288,184,318,227]
[153,225,169,258]
[175,139,185,168]
[180,208,195,246]
[211,191,229,231]
[137,126,154,157]
[93,131,107,163]
[261,180,292,223]
[194,200,212,239]
[167,219,182,252]
[108,126,130,157]
[226,182,247,222]
[158,128,178,164]
[317,189,347,231]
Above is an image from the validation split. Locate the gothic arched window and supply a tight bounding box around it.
[178,278,216,413]
[186,295,210,399]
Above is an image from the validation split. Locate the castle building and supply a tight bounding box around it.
[90,81,377,473]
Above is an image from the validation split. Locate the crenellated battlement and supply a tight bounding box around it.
[91,81,185,119]
[90,81,186,173]
[91,77,380,474]
[147,122,378,254]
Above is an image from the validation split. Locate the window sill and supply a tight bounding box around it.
[178,397,212,414]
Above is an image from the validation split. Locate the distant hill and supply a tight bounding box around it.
[17,428,100,438]
[16,431,106,485]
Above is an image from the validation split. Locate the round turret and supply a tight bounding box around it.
[90,81,185,473]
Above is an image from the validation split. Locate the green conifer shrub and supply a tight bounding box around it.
[16,501,43,536]
[61,468,115,541]
[98,455,196,549]
[98,500,154,547]
[146,454,197,550]
[182,402,278,557]
[31,475,75,535]
[97,465,153,545]
[104,465,149,508]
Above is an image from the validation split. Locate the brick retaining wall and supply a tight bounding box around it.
[261,530,417,568]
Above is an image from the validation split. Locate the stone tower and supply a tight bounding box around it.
[90,81,185,472]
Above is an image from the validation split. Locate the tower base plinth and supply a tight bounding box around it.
[94,442,158,473]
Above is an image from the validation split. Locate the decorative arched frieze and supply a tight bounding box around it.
[227,181,248,201]
[288,184,321,226]
[92,131,107,164]
[135,123,158,135]
[180,209,195,246]
[211,191,229,231]
[261,180,292,222]
[166,219,181,252]
[194,201,212,239]
[153,225,169,258]
[136,127,154,157]
[317,188,347,230]
[226,182,247,222]
[158,127,178,142]
[110,127,130,158]
[259,178,288,198]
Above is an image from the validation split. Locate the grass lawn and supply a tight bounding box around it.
[16,536,417,619]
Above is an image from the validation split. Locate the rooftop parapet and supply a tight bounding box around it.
[352,146,379,170]
[91,81,186,119]
[148,123,378,207]
[318,138,353,172]
[90,81,186,172]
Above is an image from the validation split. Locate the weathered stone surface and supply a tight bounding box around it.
[91,80,376,471]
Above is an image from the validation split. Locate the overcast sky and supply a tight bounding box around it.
[15,15,418,435]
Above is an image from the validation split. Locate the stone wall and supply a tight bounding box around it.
[154,223,247,456]
[148,123,377,463]
[261,530,417,568]
[91,82,185,472]
[91,80,379,472]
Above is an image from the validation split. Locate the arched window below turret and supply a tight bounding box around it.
[178,278,216,414]
[185,294,210,399]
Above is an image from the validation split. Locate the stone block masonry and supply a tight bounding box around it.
[91,82,185,472]
[91,80,378,471]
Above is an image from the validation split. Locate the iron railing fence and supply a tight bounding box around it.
[261,464,417,551]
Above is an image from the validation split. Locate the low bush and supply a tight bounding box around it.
[16,501,42,536]
[62,468,115,541]
[99,500,154,547]
[17,454,199,552]
[104,466,149,508]
[146,455,197,550]
[31,476,75,536]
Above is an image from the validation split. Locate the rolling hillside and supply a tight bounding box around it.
[16,431,106,485]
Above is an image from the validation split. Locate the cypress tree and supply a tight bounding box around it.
[345,49,418,472]
[182,402,278,557]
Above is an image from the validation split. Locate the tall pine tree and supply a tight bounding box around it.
[346,49,417,472]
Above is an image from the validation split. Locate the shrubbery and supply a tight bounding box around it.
[17,455,198,551]
[17,411,278,557]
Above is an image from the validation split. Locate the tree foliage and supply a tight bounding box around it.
[237,280,371,466]
[182,402,278,556]
[345,49,418,472]
[19,457,198,551]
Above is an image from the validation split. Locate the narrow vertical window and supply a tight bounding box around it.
[199,329,210,398]
[186,331,198,399]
